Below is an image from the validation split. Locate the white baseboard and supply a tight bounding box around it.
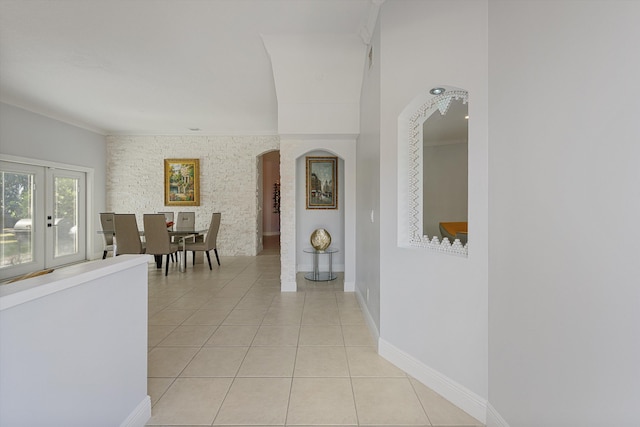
[120,395,151,427]
[486,402,510,427]
[355,287,380,346]
[344,280,355,292]
[378,339,487,424]
[281,281,297,292]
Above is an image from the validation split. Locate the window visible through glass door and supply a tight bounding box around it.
[46,168,85,267]
[0,161,86,280]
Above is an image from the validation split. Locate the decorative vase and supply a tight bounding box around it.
[310,228,331,251]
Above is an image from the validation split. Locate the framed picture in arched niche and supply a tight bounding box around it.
[306,156,337,210]
[164,158,200,206]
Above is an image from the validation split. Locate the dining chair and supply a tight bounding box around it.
[176,211,195,231]
[113,214,145,255]
[158,211,176,261]
[143,214,180,276]
[185,212,221,269]
[99,212,115,259]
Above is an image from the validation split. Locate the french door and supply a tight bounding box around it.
[0,161,86,280]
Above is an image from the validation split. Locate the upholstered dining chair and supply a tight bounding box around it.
[158,211,176,261]
[113,214,145,255]
[143,214,180,276]
[176,211,195,231]
[99,212,115,259]
[185,212,221,269]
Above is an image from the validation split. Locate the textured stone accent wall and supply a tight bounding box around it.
[106,135,279,256]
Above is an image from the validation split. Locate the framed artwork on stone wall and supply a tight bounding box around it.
[306,156,338,209]
[164,158,200,206]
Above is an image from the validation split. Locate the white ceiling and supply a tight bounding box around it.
[0,0,372,135]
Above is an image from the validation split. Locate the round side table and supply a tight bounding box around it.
[303,247,338,281]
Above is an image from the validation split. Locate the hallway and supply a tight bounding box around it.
[145,252,482,426]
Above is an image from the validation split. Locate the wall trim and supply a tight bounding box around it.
[281,281,297,292]
[378,338,487,423]
[119,396,151,427]
[355,287,380,345]
[486,402,510,427]
[344,280,355,292]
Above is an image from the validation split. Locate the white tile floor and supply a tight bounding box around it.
[146,244,483,426]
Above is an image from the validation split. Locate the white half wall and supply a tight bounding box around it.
[0,256,150,427]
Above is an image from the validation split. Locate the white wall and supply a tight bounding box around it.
[106,135,279,256]
[488,1,640,425]
[378,0,489,420]
[357,20,382,333]
[0,103,107,258]
[0,256,150,427]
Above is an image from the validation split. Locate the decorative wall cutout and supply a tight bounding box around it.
[405,88,469,257]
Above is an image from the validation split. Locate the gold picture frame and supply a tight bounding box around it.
[306,156,338,209]
[164,159,200,206]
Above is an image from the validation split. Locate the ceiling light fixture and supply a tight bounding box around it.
[189,128,201,131]
[429,87,445,95]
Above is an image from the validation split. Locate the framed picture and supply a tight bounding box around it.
[306,156,338,209]
[164,159,200,206]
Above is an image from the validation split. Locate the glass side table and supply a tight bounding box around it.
[303,247,339,281]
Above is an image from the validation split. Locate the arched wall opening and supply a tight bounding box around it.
[295,150,345,275]
[279,137,356,292]
[257,150,281,255]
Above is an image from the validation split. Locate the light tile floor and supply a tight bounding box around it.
[146,244,483,426]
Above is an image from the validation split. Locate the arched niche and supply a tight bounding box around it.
[295,150,345,278]
[397,85,469,257]
[279,137,356,291]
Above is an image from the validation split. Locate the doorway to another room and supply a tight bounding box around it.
[260,150,280,255]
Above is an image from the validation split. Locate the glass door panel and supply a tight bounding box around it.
[46,169,85,267]
[53,176,78,257]
[0,162,44,279]
[0,161,86,281]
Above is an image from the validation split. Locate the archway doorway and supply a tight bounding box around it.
[259,150,280,255]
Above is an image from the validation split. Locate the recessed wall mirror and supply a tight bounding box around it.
[398,85,469,256]
[423,95,468,244]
